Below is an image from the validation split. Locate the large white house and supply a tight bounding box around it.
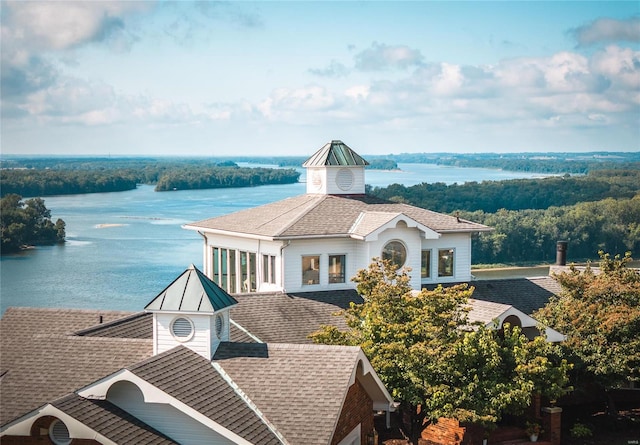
[184,140,493,294]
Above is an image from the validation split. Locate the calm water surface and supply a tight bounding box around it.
[0,164,552,315]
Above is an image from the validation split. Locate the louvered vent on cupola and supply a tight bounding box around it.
[144,264,237,359]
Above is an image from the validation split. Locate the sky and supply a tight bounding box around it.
[1,1,639,156]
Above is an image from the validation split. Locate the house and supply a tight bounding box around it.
[183,140,494,294]
[183,140,562,337]
[0,264,394,445]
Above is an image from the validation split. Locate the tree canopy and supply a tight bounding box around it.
[1,194,65,253]
[311,259,570,440]
[534,252,640,394]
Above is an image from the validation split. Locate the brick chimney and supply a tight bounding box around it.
[556,241,568,266]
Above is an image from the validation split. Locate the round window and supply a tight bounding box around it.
[382,240,407,267]
[171,317,194,341]
[49,419,71,445]
[215,314,224,338]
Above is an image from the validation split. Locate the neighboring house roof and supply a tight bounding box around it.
[0,307,153,426]
[145,263,237,313]
[126,346,284,445]
[302,140,369,167]
[184,194,491,239]
[427,276,562,316]
[51,393,178,444]
[213,342,376,445]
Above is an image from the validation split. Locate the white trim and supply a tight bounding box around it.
[229,319,263,343]
[77,369,258,445]
[0,404,117,445]
[170,316,195,342]
[336,423,360,445]
[182,225,276,241]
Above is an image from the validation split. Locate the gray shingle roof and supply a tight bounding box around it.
[302,140,369,167]
[76,312,152,339]
[214,342,362,445]
[425,276,561,315]
[145,264,237,313]
[185,194,491,239]
[128,346,284,445]
[0,308,153,426]
[230,290,363,344]
[52,393,178,444]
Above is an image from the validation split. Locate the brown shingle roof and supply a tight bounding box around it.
[128,346,284,445]
[185,194,491,238]
[52,393,178,444]
[0,308,153,426]
[214,342,362,445]
[76,312,153,339]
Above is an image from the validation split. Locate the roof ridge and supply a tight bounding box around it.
[212,362,290,445]
[74,311,150,336]
[269,194,326,237]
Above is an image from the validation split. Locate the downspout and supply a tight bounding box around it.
[197,231,208,277]
[280,240,291,292]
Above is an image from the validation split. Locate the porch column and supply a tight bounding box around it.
[541,406,562,445]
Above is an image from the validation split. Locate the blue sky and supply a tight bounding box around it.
[1,1,639,156]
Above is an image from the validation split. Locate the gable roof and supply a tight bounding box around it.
[127,346,284,444]
[302,140,369,167]
[0,307,153,426]
[184,194,491,239]
[145,264,237,313]
[213,342,367,445]
[51,393,178,444]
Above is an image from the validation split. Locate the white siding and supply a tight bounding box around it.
[107,381,237,445]
[306,166,366,195]
[366,225,424,290]
[155,313,212,359]
[282,238,359,293]
[421,232,473,283]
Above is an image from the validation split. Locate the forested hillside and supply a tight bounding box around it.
[369,169,640,264]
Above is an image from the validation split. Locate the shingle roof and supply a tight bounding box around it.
[425,276,561,315]
[128,346,284,445]
[76,312,152,339]
[0,307,153,426]
[52,393,178,444]
[145,264,237,313]
[230,290,363,344]
[302,140,369,167]
[214,342,362,445]
[185,194,491,239]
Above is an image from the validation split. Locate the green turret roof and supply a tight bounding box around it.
[302,140,369,167]
[145,264,237,313]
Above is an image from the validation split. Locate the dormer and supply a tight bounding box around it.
[303,140,369,195]
[144,264,237,359]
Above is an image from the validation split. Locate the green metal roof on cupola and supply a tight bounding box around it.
[302,140,369,167]
[144,264,237,313]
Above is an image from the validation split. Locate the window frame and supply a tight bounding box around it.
[421,249,432,279]
[438,248,455,277]
[328,254,346,284]
[302,254,321,285]
[382,240,408,268]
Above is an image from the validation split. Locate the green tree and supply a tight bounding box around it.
[311,259,570,442]
[534,251,640,412]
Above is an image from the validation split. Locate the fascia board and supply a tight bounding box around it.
[488,307,566,343]
[361,214,441,242]
[183,226,276,242]
[77,369,256,445]
[0,404,117,444]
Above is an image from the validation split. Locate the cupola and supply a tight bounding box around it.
[144,264,237,359]
[303,140,369,195]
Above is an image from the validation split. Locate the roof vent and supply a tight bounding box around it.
[49,419,71,445]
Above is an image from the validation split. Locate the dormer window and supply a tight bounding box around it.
[171,317,194,341]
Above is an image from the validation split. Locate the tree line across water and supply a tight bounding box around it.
[369,169,640,264]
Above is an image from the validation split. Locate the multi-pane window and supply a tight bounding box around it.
[262,254,276,284]
[302,255,320,285]
[329,254,346,283]
[421,249,431,278]
[438,249,454,277]
[211,247,257,293]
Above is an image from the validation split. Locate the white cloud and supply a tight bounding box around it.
[573,17,640,46]
[354,42,424,71]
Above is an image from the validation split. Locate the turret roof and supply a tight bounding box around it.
[302,140,369,167]
[144,264,237,313]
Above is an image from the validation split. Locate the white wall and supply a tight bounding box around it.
[107,380,238,445]
[306,166,366,195]
[155,313,213,358]
[421,233,473,283]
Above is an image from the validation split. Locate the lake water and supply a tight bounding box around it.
[0,164,552,315]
